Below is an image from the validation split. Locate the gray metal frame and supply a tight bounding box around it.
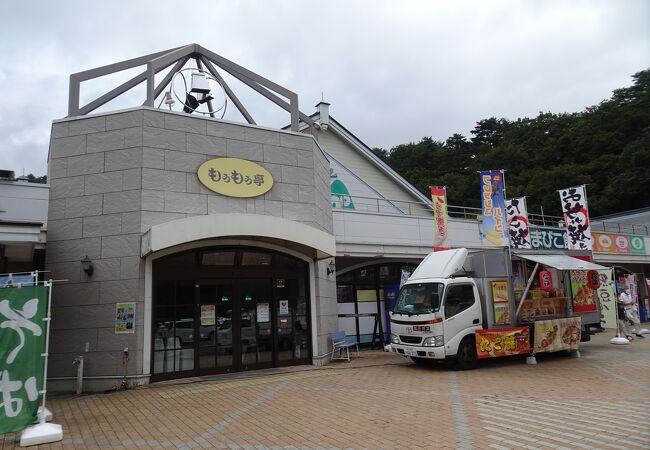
[68,43,314,131]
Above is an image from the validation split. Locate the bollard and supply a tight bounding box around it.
[72,356,84,395]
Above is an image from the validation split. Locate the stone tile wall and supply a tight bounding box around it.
[46,107,334,384]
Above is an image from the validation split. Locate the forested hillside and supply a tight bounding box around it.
[373,69,650,217]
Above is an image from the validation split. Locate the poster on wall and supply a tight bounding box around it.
[491,280,510,325]
[257,303,270,322]
[596,269,617,329]
[115,302,136,334]
[570,271,597,314]
[558,185,593,250]
[279,300,289,315]
[506,197,532,248]
[533,317,581,353]
[430,186,449,250]
[201,305,215,326]
[512,260,526,293]
[480,170,507,246]
[475,327,530,359]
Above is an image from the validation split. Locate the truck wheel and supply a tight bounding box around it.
[456,336,478,370]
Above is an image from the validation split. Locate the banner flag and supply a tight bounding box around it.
[596,269,617,329]
[0,285,47,434]
[506,197,532,248]
[480,170,507,246]
[430,186,449,250]
[559,185,593,250]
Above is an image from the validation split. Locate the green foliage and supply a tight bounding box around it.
[27,174,47,184]
[377,69,650,217]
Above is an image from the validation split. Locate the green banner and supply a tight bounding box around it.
[0,285,47,434]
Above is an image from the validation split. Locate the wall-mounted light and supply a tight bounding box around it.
[327,260,336,276]
[81,255,94,276]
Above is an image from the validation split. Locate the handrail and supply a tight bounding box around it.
[332,194,649,236]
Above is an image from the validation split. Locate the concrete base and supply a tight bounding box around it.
[47,375,150,393]
[33,407,52,423]
[526,355,537,365]
[20,423,63,447]
[610,336,630,345]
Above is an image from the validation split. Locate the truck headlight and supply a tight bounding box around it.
[391,333,399,344]
[422,335,444,347]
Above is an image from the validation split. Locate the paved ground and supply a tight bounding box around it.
[2,328,649,450]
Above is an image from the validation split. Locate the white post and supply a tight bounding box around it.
[20,280,63,446]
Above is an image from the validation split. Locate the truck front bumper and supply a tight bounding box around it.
[391,343,446,359]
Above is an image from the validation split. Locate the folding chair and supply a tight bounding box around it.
[330,330,359,361]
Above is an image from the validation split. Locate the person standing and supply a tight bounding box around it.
[617,288,641,340]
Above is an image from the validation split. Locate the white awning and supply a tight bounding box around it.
[514,253,609,271]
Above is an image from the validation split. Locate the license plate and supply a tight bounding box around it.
[405,348,416,356]
[413,325,430,332]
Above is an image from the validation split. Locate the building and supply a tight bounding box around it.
[20,44,649,391]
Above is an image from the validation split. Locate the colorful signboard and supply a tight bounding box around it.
[530,226,568,250]
[430,186,449,250]
[506,197,532,248]
[475,327,530,359]
[491,280,510,325]
[559,185,593,250]
[592,232,649,255]
[197,157,274,198]
[0,285,47,434]
[115,302,136,334]
[480,170,507,246]
[570,271,597,314]
[596,269,617,329]
[533,317,581,353]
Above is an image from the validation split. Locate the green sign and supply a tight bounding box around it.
[0,285,47,434]
[630,235,647,255]
[244,295,253,302]
[220,295,229,302]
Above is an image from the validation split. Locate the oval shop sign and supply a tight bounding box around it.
[197,157,273,198]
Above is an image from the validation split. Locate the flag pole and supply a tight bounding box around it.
[19,280,63,446]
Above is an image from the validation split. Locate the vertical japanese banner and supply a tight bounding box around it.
[480,170,507,246]
[596,269,617,329]
[506,197,532,248]
[430,186,449,250]
[0,285,47,434]
[559,185,593,250]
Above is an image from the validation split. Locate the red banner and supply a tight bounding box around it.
[475,327,530,359]
[430,186,449,250]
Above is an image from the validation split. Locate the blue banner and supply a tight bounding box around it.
[480,170,507,246]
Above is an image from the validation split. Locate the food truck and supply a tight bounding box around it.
[389,247,608,369]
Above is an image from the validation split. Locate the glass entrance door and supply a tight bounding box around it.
[198,281,234,372]
[275,278,309,365]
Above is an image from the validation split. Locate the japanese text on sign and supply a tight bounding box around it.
[559,185,593,250]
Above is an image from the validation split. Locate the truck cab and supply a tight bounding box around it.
[389,249,483,369]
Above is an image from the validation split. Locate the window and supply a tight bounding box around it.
[241,252,272,266]
[444,284,476,318]
[393,283,443,315]
[201,251,235,266]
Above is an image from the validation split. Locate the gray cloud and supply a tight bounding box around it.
[0,0,648,175]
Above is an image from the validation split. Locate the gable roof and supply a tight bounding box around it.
[304,111,432,206]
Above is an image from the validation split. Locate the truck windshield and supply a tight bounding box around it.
[393,283,443,315]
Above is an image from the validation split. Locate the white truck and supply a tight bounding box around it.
[389,247,607,369]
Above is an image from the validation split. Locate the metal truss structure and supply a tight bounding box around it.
[67,43,314,131]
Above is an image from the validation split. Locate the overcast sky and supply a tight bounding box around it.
[1,0,648,176]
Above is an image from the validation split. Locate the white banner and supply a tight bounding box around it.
[596,269,616,329]
[559,185,593,250]
[506,197,532,248]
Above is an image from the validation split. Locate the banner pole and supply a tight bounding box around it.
[39,280,53,424]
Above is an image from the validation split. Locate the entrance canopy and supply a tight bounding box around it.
[514,253,608,271]
[142,213,336,260]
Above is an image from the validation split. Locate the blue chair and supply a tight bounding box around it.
[330,330,359,361]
